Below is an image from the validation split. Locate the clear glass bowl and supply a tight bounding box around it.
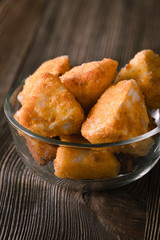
[4,81,160,191]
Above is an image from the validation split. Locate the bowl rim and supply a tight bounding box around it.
[4,80,160,149]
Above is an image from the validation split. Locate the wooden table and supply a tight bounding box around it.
[0,0,160,239]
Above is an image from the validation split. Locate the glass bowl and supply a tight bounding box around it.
[4,81,160,191]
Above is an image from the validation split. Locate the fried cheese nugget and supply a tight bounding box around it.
[18,56,71,104]
[60,58,118,111]
[54,135,120,179]
[15,73,85,138]
[26,137,57,165]
[115,49,160,109]
[81,79,149,143]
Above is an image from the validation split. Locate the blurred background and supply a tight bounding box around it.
[1,0,160,95]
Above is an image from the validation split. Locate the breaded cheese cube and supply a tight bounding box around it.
[115,49,160,109]
[81,79,149,143]
[18,56,71,104]
[60,58,118,111]
[26,137,57,165]
[54,135,120,179]
[14,73,85,138]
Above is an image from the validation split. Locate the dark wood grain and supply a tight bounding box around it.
[0,0,47,108]
[0,0,160,239]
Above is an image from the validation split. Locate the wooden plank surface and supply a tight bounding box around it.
[0,0,160,239]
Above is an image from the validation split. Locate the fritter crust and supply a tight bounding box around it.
[81,79,149,143]
[26,137,57,165]
[18,56,71,104]
[35,55,71,76]
[60,58,118,111]
[54,135,120,179]
[15,73,85,137]
[115,49,160,109]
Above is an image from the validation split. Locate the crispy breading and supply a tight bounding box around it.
[81,79,149,143]
[18,56,71,104]
[54,135,120,179]
[115,49,160,109]
[60,58,118,111]
[35,55,71,76]
[14,73,85,137]
[26,137,57,165]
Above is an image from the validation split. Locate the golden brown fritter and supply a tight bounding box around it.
[60,58,118,111]
[14,73,85,138]
[81,79,149,143]
[18,56,71,104]
[115,49,160,109]
[26,137,57,165]
[54,135,120,179]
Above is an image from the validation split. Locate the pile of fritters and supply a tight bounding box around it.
[15,50,160,179]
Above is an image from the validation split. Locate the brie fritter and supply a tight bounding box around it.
[15,73,85,137]
[18,56,71,104]
[60,58,118,111]
[81,79,149,143]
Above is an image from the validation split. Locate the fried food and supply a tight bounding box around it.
[115,49,160,109]
[18,56,71,104]
[54,135,120,179]
[26,137,57,165]
[60,58,118,111]
[81,79,149,143]
[14,52,159,180]
[15,73,85,138]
